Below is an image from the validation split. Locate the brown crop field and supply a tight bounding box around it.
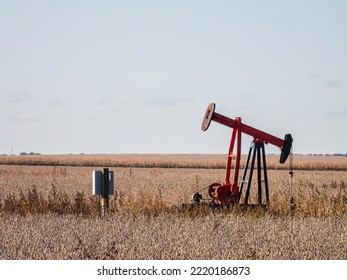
[0,154,346,260]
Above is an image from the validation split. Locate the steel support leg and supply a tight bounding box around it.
[257,143,262,204]
[244,143,257,205]
[261,143,269,204]
[238,144,253,203]
[239,141,269,206]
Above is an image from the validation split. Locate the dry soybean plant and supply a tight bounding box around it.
[0,165,346,217]
[0,156,346,260]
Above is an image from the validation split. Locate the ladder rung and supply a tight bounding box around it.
[228,154,237,158]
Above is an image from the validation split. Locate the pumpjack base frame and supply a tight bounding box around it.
[199,141,270,207]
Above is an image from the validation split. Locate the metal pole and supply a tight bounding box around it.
[102,168,109,215]
[244,143,257,205]
[225,127,237,184]
[289,150,295,209]
[238,144,253,202]
[256,143,262,205]
[261,143,269,204]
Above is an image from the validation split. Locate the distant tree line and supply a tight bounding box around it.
[19,152,42,156]
[306,153,347,157]
[0,152,346,157]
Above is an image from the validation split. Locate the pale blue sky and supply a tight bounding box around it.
[1,0,346,155]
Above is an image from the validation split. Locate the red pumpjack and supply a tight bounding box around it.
[197,103,293,206]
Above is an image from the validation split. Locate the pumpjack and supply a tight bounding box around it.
[193,103,293,207]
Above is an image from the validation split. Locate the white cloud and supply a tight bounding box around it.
[11,112,41,122]
[6,91,33,103]
[326,79,344,89]
[308,73,345,89]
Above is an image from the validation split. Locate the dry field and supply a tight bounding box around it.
[1,153,346,170]
[0,154,346,260]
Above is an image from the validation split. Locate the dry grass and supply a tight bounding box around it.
[1,213,346,260]
[0,154,346,260]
